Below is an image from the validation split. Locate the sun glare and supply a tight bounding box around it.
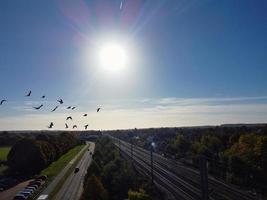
[98,43,128,72]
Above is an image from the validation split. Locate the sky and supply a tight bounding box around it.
[0,0,267,130]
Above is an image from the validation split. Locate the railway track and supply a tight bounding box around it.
[110,136,256,200]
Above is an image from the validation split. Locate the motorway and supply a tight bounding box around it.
[111,137,256,200]
[53,142,95,200]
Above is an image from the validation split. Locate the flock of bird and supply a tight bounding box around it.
[1,91,101,130]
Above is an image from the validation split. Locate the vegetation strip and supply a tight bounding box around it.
[28,144,86,200]
[0,146,11,161]
[49,143,88,200]
[41,144,85,178]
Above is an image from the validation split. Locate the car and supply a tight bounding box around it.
[36,175,47,181]
[22,190,34,195]
[74,167,79,173]
[25,187,36,191]
[13,194,28,199]
[19,191,32,197]
[89,152,92,155]
[27,184,38,190]
[29,180,42,187]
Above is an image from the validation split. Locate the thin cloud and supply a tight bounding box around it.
[0,96,267,130]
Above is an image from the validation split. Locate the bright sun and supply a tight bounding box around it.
[98,43,128,72]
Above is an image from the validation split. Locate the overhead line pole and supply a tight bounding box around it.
[200,155,209,200]
[150,145,154,184]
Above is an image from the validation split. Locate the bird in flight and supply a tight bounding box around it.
[73,125,77,129]
[66,106,72,109]
[66,116,72,120]
[65,123,68,129]
[57,99,63,104]
[51,106,58,112]
[26,91,31,97]
[97,108,101,112]
[83,114,87,117]
[41,95,45,98]
[85,124,89,130]
[48,122,54,128]
[72,107,76,110]
[33,104,43,110]
[0,99,7,105]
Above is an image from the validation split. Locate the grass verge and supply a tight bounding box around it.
[0,146,11,161]
[49,144,88,200]
[31,144,87,200]
[41,144,85,178]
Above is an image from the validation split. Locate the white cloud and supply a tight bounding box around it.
[0,96,267,130]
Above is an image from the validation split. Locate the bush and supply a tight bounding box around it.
[7,133,78,176]
[128,189,151,200]
[81,175,108,200]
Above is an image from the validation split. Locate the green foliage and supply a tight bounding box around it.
[0,146,11,161]
[225,134,267,189]
[41,145,84,178]
[7,138,47,175]
[82,137,154,200]
[7,132,78,176]
[101,158,135,200]
[174,135,191,158]
[0,132,23,146]
[81,175,108,200]
[192,134,223,157]
[128,189,151,200]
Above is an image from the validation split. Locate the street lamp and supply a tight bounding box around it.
[150,142,156,184]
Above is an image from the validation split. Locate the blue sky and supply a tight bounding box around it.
[0,0,267,130]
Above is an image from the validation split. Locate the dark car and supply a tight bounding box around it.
[13,194,28,200]
[74,167,79,173]
[28,184,39,190]
[36,175,47,181]
[28,180,41,187]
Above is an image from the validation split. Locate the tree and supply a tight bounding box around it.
[128,189,151,200]
[81,175,108,200]
[174,134,190,158]
[7,138,47,175]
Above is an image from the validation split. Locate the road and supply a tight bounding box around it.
[53,142,95,200]
[111,136,256,200]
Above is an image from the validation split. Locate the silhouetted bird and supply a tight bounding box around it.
[97,108,101,112]
[48,122,54,128]
[41,95,45,98]
[26,91,31,97]
[73,125,77,129]
[51,106,58,112]
[65,123,68,129]
[57,99,63,104]
[85,124,88,130]
[67,106,71,109]
[66,116,72,120]
[72,107,76,110]
[0,100,7,105]
[33,104,43,110]
[83,114,87,117]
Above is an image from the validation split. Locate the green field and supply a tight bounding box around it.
[41,144,85,179]
[0,146,11,161]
